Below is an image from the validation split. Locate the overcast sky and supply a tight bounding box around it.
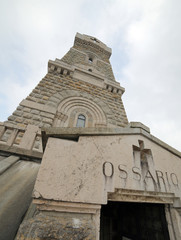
[0,0,181,151]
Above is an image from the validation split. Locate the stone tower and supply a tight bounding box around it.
[7,33,128,131]
[0,32,128,240]
[1,33,181,240]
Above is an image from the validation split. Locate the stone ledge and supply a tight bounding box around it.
[0,143,42,160]
[48,59,124,95]
[48,60,74,76]
[33,199,101,214]
[41,127,181,158]
[20,99,56,114]
[108,189,175,204]
[129,121,150,133]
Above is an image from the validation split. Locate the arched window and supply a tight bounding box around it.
[76,114,86,127]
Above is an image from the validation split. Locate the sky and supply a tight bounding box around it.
[0,0,181,151]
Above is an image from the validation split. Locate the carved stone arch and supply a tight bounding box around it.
[47,89,113,115]
[49,90,112,127]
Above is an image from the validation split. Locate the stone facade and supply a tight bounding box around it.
[6,33,128,131]
[1,33,181,240]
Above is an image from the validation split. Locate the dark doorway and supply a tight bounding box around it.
[100,201,170,240]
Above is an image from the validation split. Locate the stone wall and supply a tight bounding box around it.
[5,32,128,130]
[6,71,128,128]
[60,47,115,81]
[17,211,97,240]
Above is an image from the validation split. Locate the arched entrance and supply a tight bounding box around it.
[100,201,170,240]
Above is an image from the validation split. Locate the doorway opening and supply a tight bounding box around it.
[100,201,170,240]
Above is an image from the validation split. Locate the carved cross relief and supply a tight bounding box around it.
[132,140,179,192]
[132,140,157,188]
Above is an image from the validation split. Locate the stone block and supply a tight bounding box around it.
[17,106,23,111]
[17,123,26,128]
[49,96,60,104]
[32,115,41,121]
[23,113,32,119]
[37,99,46,104]
[23,107,31,113]
[16,211,96,240]
[1,129,12,142]
[42,118,53,124]
[40,112,54,119]
[31,109,40,115]
[8,115,16,121]
[24,119,33,125]
[15,117,23,123]
[42,96,49,100]
[33,89,40,94]
[13,110,23,117]
[42,123,51,128]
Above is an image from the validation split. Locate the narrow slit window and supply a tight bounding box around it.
[76,114,86,127]
[89,57,93,63]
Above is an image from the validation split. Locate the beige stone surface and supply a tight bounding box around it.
[34,136,106,204]
[34,134,181,205]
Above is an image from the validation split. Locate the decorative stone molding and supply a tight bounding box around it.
[48,89,114,116]
[48,60,74,77]
[48,57,125,97]
[0,123,43,157]
[33,199,101,214]
[55,96,107,127]
[104,79,125,95]
[108,189,176,204]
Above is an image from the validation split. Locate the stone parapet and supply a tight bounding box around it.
[41,126,181,158]
[0,123,43,159]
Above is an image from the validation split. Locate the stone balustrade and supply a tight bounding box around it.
[0,123,43,158]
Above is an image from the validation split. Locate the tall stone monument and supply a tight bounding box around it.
[0,33,181,239]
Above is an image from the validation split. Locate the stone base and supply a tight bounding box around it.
[17,211,96,240]
[16,201,100,240]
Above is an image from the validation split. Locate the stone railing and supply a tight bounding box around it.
[48,60,73,77]
[0,123,43,159]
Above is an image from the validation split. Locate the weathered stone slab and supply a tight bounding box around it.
[34,134,181,205]
[34,137,106,204]
[17,211,97,240]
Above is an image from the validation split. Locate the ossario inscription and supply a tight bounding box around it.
[103,162,179,189]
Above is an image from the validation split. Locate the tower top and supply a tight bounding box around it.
[74,33,112,61]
